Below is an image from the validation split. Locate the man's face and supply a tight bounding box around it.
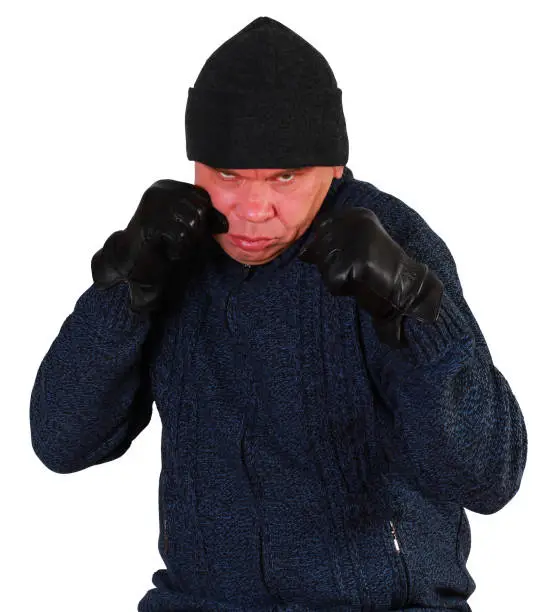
[194,162,344,265]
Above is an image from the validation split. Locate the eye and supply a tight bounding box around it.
[277,172,295,183]
[217,171,296,183]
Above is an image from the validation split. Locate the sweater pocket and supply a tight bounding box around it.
[385,518,411,608]
[383,477,475,609]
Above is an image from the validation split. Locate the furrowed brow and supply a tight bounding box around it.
[214,167,307,177]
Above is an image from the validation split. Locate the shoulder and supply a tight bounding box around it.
[334,167,440,250]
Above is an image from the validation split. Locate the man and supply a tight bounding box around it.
[30,16,527,611]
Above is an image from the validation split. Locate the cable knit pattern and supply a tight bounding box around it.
[29,167,527,611]
[358,224,528,515]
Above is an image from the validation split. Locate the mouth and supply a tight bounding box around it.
[229,234,275,241]
[228,235,277,252]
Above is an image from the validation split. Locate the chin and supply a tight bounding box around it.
[230,245,282,265]
[233,252,277,265]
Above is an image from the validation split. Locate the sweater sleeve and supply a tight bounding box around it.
[358,216,528,515]
[29,281,155,474]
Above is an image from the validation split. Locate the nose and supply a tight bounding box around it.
[235,181,274,222]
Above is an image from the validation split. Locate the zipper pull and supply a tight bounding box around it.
[389,519,401,553]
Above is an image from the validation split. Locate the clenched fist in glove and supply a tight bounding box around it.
[91,179,228,314]
[298,207,443,349]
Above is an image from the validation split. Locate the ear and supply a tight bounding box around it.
[333,165,345,179]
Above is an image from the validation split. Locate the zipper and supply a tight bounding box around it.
[389,519,410,605]
[389,519,401,553]
[161,468,169,555]
[163,516,169,555]
[162,474,169,556]
[225,264,254,333]
[243,263,253,279]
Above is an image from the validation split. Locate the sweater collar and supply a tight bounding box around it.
[207,165,355,277]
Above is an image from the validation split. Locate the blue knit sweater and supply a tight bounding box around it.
[29,166,527,611]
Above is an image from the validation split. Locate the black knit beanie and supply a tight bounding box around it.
[185,16,349,169]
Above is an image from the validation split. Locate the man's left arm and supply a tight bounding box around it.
[299,205,528,514]
[358,224,528,514]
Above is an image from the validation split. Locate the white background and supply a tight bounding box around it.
[2,1,553,610]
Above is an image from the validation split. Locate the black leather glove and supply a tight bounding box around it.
[91,179,228,314]
[298,207,443,349]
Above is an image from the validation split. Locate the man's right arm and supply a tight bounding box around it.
[29,179,229,474]
[29,281,154,474]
